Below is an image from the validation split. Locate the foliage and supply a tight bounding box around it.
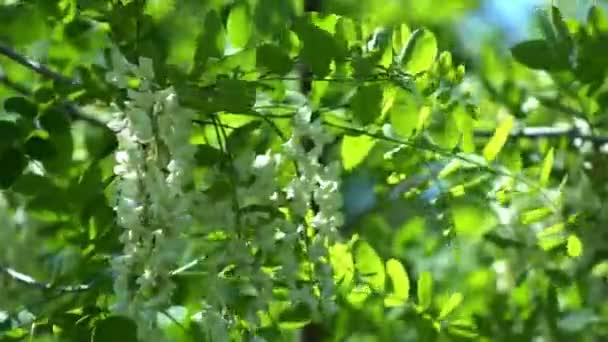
[0,0,607,341]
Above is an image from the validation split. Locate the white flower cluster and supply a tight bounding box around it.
[105,48,345,337]
[282,108,343,316]
[106,49,194,340]
[283,108,343,238]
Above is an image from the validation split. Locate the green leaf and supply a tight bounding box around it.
[0,147,27,189]
[567,234,583,257]
[278,303,312,328]
[520,207,552,225]
[293,18,337,78]
[540,148,554,186]
[483,115,513,162]
[417,271,433,310]
[452,204,498,237]
[85,125,118,160]
[392,23,411,54]
[438,292,463,319]
[350,84,383,125]
[341,135,376,171]
[389,91,427,137]
[400,28,437,74]
[510,39,569,71]
[588,5,608,32]
[354,240,385,292]
[0,120,19,149]
[551,6,572,48]
[384,258,410,307]
[192,10,225,73]
[4,96,38,119]
[92,316,138,342]
[330,242,355,292]
[39,107,71,134]
[447,320,479,339]
[256,44,293,75]
[24,134,57,161]
[227,2,252,49]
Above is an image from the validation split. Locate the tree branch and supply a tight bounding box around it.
[474,126,608,145]
[0,67,107,128]
[0,42,76,85]
[1,265,93,293]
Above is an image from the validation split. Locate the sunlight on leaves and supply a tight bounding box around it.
[354,240,385,292]
[341,135,376,171]
[483,115,513,162]
[384,258,410,307]
[400,28,438,74]
[417,271,433,310]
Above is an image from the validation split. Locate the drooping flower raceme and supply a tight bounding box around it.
[106,48,344,338]
[107,50,195,340]
[282,108,343,316]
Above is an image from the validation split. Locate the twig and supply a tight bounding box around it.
[322,120,560,211]
[0,42,76,85]
[474,126,608,145]
[1,265,93,293]
[0,69,107,128]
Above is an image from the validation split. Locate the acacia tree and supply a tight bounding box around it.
[0,1,606,341]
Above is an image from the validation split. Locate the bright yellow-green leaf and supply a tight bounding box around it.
[384,259,410,307]
[439,292,463,319]
[341,135,376,171]
[483,115,514,162]
[454,106,475,153]
[537,222,565,239]
[389,92,429,137]
[452,204,497,238]
[540,148,554,186]
[520,207,552,225]
[347,284,372,307]
[329,242,354,292]
[392,23,411,53]
[567,234,583,257]
[144,0,175,20]
[354,241,385,292]
[539,235,567,251]
[417,271,433,310]
[227,3,252,49]
[400,28,438,74]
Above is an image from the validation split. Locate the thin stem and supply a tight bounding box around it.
[1,265,92,293]
[0,42,76,85]
[474,126,608,145]
[322,120,560,211]
[0,64,107,128]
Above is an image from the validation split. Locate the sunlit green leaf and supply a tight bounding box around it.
[227,2,252,49]
[567,234,583,257]
[483,115,513,162]
[341,135,376,171]
[354,240,385,292]
[417,271,433,310]
[400,28,437,74]
[384,258,410,307]
[540,148,554,186]
[520,207,552,225]
[438,292,463,319]
[389,92,427,137]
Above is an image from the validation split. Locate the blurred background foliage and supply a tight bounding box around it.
[1,0,608,341]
